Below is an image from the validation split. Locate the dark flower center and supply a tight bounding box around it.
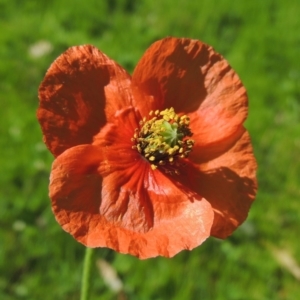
[131,107,194,174]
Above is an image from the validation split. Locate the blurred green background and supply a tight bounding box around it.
[1,0,300,299]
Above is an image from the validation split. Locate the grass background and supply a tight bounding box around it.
[1,0,300,299]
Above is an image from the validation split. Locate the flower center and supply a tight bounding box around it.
[132,107,194,174]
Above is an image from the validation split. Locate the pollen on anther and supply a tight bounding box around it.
[151,164,157,170]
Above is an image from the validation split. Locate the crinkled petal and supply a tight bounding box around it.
[50,144,214,258]
[87,195,214,259]
[38,45,133,156]
[189,129,257,238]
[50,108,214,258]
[132,37,248,149]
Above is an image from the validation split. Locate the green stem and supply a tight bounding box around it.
[80,247,95,300]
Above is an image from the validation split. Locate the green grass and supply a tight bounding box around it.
[1,0,300,299]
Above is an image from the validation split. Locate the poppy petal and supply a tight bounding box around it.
[88,195,214,259]
[190,129,257,238]
[188,76,247,157]
[50,144,214,258]
[38,45,133,157]
[50,108,214,258]
[132,37,247,146]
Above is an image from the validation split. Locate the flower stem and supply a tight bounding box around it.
[80,247,95,300]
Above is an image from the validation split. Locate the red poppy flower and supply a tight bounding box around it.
[38,37,257,259]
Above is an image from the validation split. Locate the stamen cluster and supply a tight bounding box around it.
[132,107,194,174]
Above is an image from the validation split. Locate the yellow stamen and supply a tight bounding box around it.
[131,107,194,175]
